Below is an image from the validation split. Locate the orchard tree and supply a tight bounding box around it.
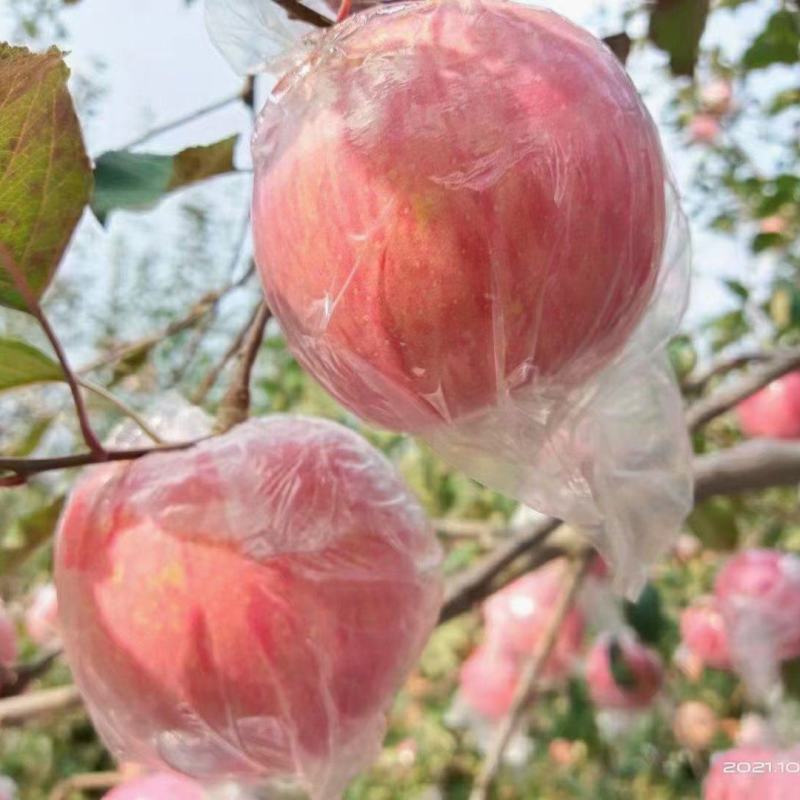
[1,0,800,799]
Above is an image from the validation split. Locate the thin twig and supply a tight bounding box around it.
[682,350,771,394]
[0,244,104,457]
[214,303,271,433]
[0,684,82,725]
[1,649,62,698]
[192,300,263,404]
[686,346,800,433]
[48,771,125,800]
[78,379,164,444]
[439,518,561,624]
[119,85,247,151]
[469,551,592,800]
[270,0,333,28]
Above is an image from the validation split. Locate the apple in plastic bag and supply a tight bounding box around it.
[459,645,521,720]
[102,773,205,800]
[55,417,442,797]
[585,633,663,710]
[252,0,667,432]
[680,596,732,671]
[737,373,800,439]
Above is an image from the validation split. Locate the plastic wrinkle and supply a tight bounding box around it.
[235,0,693,596]
[55,410,442,800]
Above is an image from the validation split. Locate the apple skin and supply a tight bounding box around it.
[0,601,17,668]
[585,633,663,711]
[736,372,800,439]
[55,417,442,792]
[252,0,666,432]
[680,596,733,671]
[24,583,60,647]
[482,560,585,683]
[102,773,205,800]
[715,548,800,665]
[459,645,521,720]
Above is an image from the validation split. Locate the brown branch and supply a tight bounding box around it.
[694,438,800,502]
[1,649,61,698]
[270,0,333,28]
[0,684,82,725]
[0,244,104,457]
[49,772,125,800]
[682,350,771,394]
[686,346,800,433]
[439,518,561,624]
[192,300,262,404]
[214,303,271,433]
[469,551,592,800]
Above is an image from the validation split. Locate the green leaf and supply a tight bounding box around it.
[624,583,666,645]
[752,231,786,253]
[743,10,800,70]
[608,638,638,690]
[769,87,800,114]
[91,135,239,223]
[0,44,92,311]
[648,0,710,76]
[688,497,740,550]
[0,338,64,391]
[723,280,749,302]
[0,495,64,575]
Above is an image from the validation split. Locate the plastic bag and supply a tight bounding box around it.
[55,411,442,800]
[207,0,693,594]
[715,549,800,700]
[705,745,800,799]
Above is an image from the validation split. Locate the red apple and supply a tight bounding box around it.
[715,549,800,666]
[736,372,800,439]
[0,600,17,668]
[689,114,721,144]
[680,596,733,671]
[673,701,719,752]
[55,417,442,794]
[458,645,521,720]
[253,0,666,432]
[24,583,60,647]
[704,745,800,799]
[585,633,663,710]
[103,773,204,800]
[482,559,585,683]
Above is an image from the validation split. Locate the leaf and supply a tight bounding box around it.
[602,32,632,66]
[0,45,92,311]
[0,495,64,575]
[0,338,64,391]
[752,231,786,253]
[743,10,800,70]
[91,135,239,223]
[608,638,638,690]
[723,279,749,302]
[648,0,710,76]
[782,656,800,701]
[624,583,666,645]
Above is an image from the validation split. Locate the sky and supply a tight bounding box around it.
[0,0,777,347]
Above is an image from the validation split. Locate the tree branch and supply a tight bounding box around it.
[1,649,62,698]
[682,350,771,394]
[48,772,125,800]
[0,684,82,725]
[270,0,333,28]
[686,346,800,433]
[469,551,592,800]
[0,244,104,458]
[214,303,271,433]
[78,379,164,444]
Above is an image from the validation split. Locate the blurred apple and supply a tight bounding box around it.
[690,114,721,144]
[459,645,521,720]
[737,373,800,439]
[24,583,60,647]
[680,596,733,671]
[673,701,719,751]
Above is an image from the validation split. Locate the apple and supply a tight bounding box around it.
[0,600,17,669]
[736,372,800,439]
[253,0,666,432]
[482,559,585,683]
[103,773,204,800]
[680,596,733,671]
[704,745,800,799]
[55,416,442,793]
[700,79,733,116]
[689,114,721,144]
[458,645,521,720]
[24,583,60,647]
[715,549,800,665]
[673,701,719,752]
[585,633,663,710]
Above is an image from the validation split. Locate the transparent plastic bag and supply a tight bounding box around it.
[207,0,693,594]
[715,549,800,700]
[55,409,442,800]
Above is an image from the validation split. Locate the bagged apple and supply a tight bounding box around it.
[206,0,692,593]
[55,406,442,800]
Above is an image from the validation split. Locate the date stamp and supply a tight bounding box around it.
[722,760,800,774]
